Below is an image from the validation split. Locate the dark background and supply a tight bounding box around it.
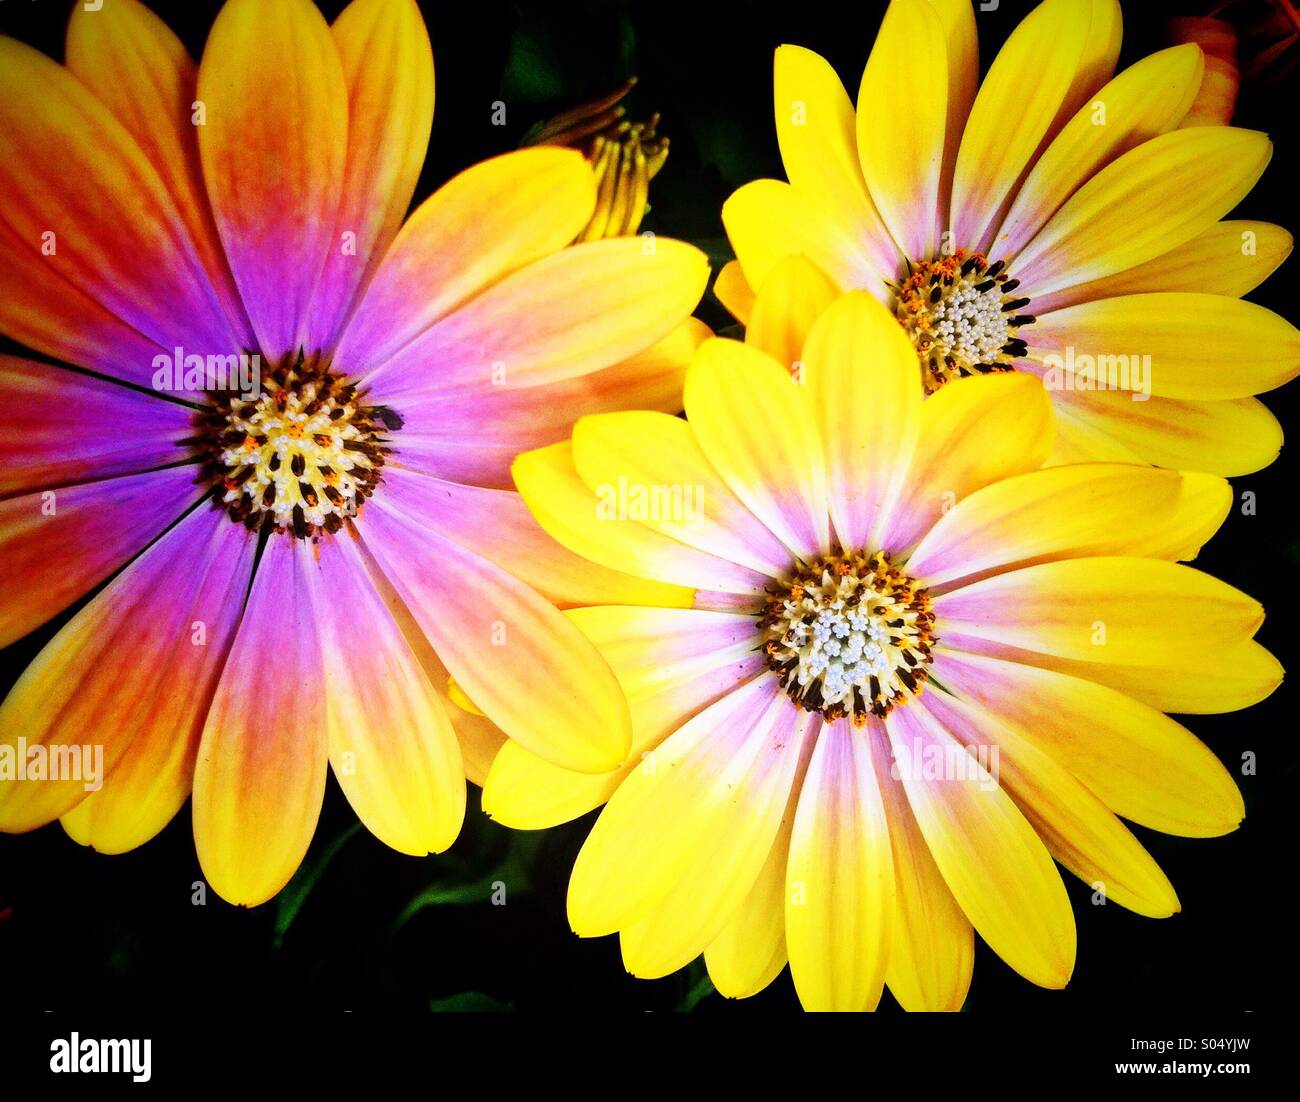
[0,0,1296,1012]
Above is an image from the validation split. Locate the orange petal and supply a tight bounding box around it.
[3,507,254,839]
[57,510,256,852]
[306,0,435,350]
[360,495,632,774]
[0,36,239,372]
[359,236,708,403]
[388,317,707,490]
[0,465,205,649]
[193,536,328,906]
[197,0,349,359]
[307,532,465,855]
[377,466,692,609]
[65,0,253,345]
[333,147,596,376]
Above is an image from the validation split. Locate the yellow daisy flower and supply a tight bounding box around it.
[490,287,1281,1010]
[717,0,1300,475]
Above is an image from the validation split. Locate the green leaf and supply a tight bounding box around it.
[429,992,512,1013]
[391,831,544,933]
[273,822,361,949]
[677,959,715,1011]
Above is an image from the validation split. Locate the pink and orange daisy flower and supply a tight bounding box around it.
[0,0,708,904]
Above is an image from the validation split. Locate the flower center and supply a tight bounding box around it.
[759,551,935,724]
[892,250,1034,394]
[193,353,400,538]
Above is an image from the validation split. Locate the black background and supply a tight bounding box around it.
[0,0,1296,1012]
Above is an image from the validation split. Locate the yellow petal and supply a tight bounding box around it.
[1048,389,1283,477]
[945,635,1281,716]
[512,441,766,595]
[713,260,756,325]
[334,147,595,373]
[922,687,1179,917]
[619,705,814,980]
[704,816,792,1000]
[483,607,765,829]
[803,290,922,550]
[927,0,979,236]
[568,677,802,938]
[723,179,886,299]
[378,466,693,608]
[1028,292,1300,400]
[907,464,1212,586]
[1013,127,1272,296]
[950,0,1102,253]
[934,556,1263,664]
[882,373,1055,554]
[361,236,709,402]
[887,695,1076,989]
[870,722,973,1011]
[449,710,505,789]
[1071,0,1125,112]
[446,676,484,717]
[193,538,328,907]
[570,411,791,577]
[774,45,900,284]
[1033,220,1293,315]
[684,338,830,559]
[784,718,893,1011]
[360,494,632,774]
[997,44,1204,258]
[390,316,708,490]
[1119,470,1232,561]
[933,649,1248,837]
[744,254,840,372]
[855,0,948,260]
[1042,396,1149,467]
[400,633,506,789]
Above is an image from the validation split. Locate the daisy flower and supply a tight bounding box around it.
[717,0,1300,475]
[490,286,1281,1010]
[0,0,708,905]
[524,77,671,241]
